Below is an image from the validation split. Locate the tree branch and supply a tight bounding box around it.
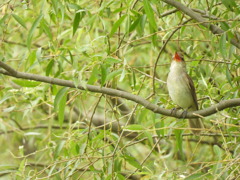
[0,61,239,119]
[162,0,240,49]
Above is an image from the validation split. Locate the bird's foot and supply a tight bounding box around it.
[181,110,188,119]
[170,107,181,115]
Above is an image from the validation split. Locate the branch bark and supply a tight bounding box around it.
[0,61,239,119]
[162,0,240,49]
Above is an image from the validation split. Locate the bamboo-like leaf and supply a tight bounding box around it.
[226,66,232,86]
[109,14,127,37]
[73,12,80,36]
[0,14,8,26]
[41,18,53,40]
[213,145,222,160]
[129,16,141,33]
[174,129,183,157]
[54,87,69,127]
[73,10,86,36]
[46,59,54,76]
[221,0,236,11]
[105,57,121,64]
[12,14,27,29]
[143,0,157,31]
[124,124,144,131]
[219,33,226,59]
[12,79,41,87]
[88,65,99,85]
[106,69,122,81]
[101,64,107,86]
[184,173,205,180]
[27,14,43,49]
[124,155,142,169]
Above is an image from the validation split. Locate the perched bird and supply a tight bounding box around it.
[167,52,203,135]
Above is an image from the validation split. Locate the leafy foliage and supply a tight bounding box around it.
[0,0,239,179]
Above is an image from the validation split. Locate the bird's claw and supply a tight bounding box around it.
[181,110,188,119]
[171,108,177,115]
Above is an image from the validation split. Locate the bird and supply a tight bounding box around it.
[167,52,203,135]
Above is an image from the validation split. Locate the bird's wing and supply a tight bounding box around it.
[185,73,198,110]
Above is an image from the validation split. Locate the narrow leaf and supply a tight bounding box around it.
[101,64,107,86]
[12,79,41,87]
[174,129,184,158]
[12,14,27,29]
[27,14,43,49]
[219,33,226,59]
[88,65,99,85]
[54,87,69,127]
[143,0,157,31]
[72,10,86,36]
[46,59,54,76]
[73,12,80,36]
[109,14,127,37]
[105,57,121,64]
[124,155,142,169]
[58,94,67,127]
[124,124,144,131]
[41,19,53,40]
[106,69,122,81]
[54,87,68,111]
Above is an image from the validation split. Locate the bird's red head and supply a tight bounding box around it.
[174,52,184,62]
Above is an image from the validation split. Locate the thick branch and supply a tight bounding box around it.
[0,61,239,119]
[162,0,240,49]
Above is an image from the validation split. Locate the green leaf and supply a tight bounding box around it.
[105,57,121,64]
[132,70,136,88]
[221,0,236,11]
[41,18,53,40]
[73,12,80,36]
[129,16,141,33]
[27,14,43,49]
[54,141,65,159]
[136,15,146,36]
[68,50,74,64]
[184,173,204,180]
[101,64,107,86]
[213,145,222,160]
[124,155,142,169]
[220,22,230,31]
[155,120,164,137]
[46,59,54,76]
[26,50,37,70]
[119,58,127,82]
[226,66,232,86]
[54,87,69,127]
[58,94,67,127]
[116,174,125,180]
[72,10,86,36]
[88,65,99,85]
[124,124,144,131]
[174,129,184,157]
[12,79,41,87]
[106,69,122,81]
[36,47,42,61]
[0,14,9,26]
[109,14,127,37]
[12,14,27,29]
[219,33,226,59]
[143,0,157,31]
[144,131,154,146]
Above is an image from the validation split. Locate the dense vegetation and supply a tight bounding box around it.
[0,0,239,179]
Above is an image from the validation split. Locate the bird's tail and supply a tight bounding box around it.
[188,107,204,135]
[188,118,204,135]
